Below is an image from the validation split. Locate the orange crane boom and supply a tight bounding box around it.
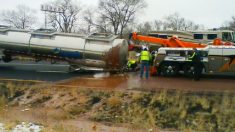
[129,32,207,49]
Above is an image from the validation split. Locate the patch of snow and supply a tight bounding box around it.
[12,122,43,132]
[21,108,30,112]
[0,123,5,131]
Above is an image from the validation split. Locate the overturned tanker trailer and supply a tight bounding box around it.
[0,26,128,71]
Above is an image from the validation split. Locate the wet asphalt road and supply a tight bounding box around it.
[0,61,234,82]
[0,61,235,93]
[0,61,91,81]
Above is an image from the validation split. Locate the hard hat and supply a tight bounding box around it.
[172,35,179,39]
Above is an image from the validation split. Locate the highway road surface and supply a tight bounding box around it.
[0,61,90,81]
[0,61,235,93]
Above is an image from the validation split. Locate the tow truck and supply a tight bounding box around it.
[155,45,235,76]
[128,32,235,76]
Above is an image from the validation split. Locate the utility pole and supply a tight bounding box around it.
[41,5,63,29]
[44,11,47,29]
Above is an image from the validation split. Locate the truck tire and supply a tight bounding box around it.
[160,63,179,76]
[183,64,195,77]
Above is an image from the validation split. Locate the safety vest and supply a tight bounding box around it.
[127,60,136,67]
[189,51,200,62]
[188,52,196,61]
[140,51,150,61]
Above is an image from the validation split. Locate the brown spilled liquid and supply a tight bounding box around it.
[57,73,128,90]
[56,72,235,92]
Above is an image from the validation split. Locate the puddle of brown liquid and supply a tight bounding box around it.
[57,74,128,89]
[56,72,235,92]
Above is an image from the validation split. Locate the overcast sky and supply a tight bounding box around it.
[0,0,234,29]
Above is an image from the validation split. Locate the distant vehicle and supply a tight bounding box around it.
[0,26,128,72]
[148,30,235,44]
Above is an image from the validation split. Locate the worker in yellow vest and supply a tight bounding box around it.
[189,48,203,81]
[127,59,137,71]
[140,48,151,79]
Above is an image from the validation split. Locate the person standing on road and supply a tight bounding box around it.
[140,48,151,79]
[189,48,203,81]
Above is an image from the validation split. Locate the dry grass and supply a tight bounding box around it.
[0,96,6,109]
[43,124,79,132]
[0,82,235,131]
[106,96,122,108]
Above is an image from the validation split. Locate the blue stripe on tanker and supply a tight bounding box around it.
[53,48,82,59]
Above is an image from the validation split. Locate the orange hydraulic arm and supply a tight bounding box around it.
[130,32,206,48]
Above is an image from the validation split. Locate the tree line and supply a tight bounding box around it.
[0,0,235,37]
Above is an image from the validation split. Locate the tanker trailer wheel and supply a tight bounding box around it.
[161,63,179,76]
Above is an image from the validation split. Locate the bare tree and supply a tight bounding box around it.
[82,8,110,33]
[96,15,112,33]
[47,0,82,33]
[164,13,185,31]
[136,22,153,34]
[229,16,235,31]
[220,21,230,30]
[1,5,37,29]
[83,9,96,34]
[163,13,203,31]
[182,20,193,31]
[122,24,135,36]
[153,20,163,31]
[220,16,235,31]
[98,0,147,37]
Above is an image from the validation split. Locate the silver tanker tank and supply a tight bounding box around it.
[0,26,128,71]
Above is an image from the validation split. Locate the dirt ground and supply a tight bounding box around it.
[1,72,235,131]
[1,107,146,132]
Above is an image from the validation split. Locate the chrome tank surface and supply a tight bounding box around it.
[0,26,128,71]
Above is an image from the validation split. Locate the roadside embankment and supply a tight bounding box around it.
[0,81,234,131]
